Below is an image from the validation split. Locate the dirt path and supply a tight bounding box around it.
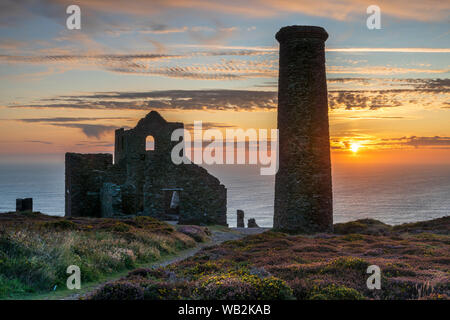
[154,227,268,268]
[62,227,268,300]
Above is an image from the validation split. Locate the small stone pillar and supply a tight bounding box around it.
[274,26,333,233]
[247,218,259,228]
[237,209,245,228]
[16,198,33,212]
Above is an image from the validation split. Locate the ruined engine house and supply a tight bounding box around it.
[65,111,227,225]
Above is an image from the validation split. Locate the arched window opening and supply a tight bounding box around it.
[146,136,155,151]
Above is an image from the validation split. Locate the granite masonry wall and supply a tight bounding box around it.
[273,26,333,233]
[143,154,227,225]
[65,111,227,225]
[65,153,113,218]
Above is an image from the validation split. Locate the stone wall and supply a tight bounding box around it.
[65,153,113,217]
[143,153,227,225]
[114,111,183,213]
[100,183,122,218]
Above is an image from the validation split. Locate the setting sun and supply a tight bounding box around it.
[350,143,361,153]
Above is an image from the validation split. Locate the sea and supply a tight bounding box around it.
[0,161,449,227]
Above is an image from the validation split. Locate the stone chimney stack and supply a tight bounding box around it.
[274,26,333,233]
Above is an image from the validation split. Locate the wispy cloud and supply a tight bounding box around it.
[328,66,449,75]
[74,140,115,148]
[51,123,118,138]
[7,78,448,112]
[173,44,276,52]
[0,48,278,80]
[139,25,189,34]
[0,53,179,64]
[10,89,277,111]
[12,117,131,138]
[18,116,131,123]
[5,0,446,22]
[23,140,54,145]
[327,48,450,53]
[331,135,450,151]
[184,122,237,130]
[380,136,450,148]
[0,139,54,145]
[3,51,447,80]
[0,39,27,52]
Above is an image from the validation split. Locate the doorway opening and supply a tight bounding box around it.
[162,188,183,221]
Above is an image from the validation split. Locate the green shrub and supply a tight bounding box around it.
[41,220,78,231]
[195,274,294,300]
[342,234,364,241]
[127,268,166,279]
[110,222,132,233]
[322,257,369,273]
[334,219,391,235]
[309,284,364,300]
[384,263,416,277]
[0,274,33,298]
[89,282,144,300]
[0,216,195,298]
[142,281,190,300]
[182,261,224,279]
[0,234,58,292]
[134,216,174,234]
[334,221,366,234]
[380,279,419,300]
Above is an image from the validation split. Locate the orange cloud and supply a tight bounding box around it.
[328,66,450,75]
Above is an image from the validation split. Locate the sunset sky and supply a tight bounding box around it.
[0,0,449,165]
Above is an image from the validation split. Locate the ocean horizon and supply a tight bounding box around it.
[0,161,449,227]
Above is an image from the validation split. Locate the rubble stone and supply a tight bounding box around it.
[248,218,259,228]
[16,198,33,212]
[237,210,245,228]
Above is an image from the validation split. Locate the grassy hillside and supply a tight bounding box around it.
[0,212,199,299]
[88,216,450,300]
